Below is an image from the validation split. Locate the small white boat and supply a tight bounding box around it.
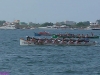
[92,28,100,30]
[30,27,35,29]
[20,38,97,46]
[0,25,16,29]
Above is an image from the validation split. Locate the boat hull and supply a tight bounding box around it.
[34,32,99,39]
[20,39,35,45]
[52,35,99,39]
[92,28,100,30]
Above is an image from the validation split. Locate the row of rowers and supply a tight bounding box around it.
[26,36,89,43]
[56,33,94,37]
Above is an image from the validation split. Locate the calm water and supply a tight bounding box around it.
[0,29,100,75]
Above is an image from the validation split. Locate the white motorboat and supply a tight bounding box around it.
[0,25,16,29]
[92,28,100,30]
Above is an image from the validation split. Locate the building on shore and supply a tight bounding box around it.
[90,22,98,25]
[64,20,76,25]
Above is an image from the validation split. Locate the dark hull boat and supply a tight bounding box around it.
[34,32,99,39]
[92,28,100,30]
[52,35,99,39]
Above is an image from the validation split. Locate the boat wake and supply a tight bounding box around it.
[94,44,100,47]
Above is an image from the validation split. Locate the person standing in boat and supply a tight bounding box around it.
[26,36,30,41]
[91,32,94,36]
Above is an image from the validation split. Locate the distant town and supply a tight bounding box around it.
[0,19,100,30]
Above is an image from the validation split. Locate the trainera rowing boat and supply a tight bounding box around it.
[20,38,97,46]
[34,32,99,39]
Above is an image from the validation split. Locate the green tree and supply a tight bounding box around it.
[96,20,100,24]
[83,21,90,25]
[0,20,6,25]
[76,22,85,27]
[75,21,90,28]
[40,22,53,27]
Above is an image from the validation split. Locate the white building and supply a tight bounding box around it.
[90,22,98,25]
[64,20,76,25]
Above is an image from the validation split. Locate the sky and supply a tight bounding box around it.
[0,0,100,23]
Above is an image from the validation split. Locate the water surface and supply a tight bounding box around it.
[0,29,100,75]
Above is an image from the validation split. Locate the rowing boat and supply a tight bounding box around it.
[52,34,99,39]
[34,32,99,39]
[20,38,97,46]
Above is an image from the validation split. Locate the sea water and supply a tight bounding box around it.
[0,29,100,75]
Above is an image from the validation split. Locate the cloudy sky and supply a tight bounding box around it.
[0,0,100,23]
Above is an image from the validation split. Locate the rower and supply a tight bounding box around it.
[82,34,85,38]
[84,36,89,42]
[77,38,81,44]
[44,39,48,44]
[78,34,81,38]
[86,34,89,38]
[91,32,94,36]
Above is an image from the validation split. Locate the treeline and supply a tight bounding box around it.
[75,21,90,28]
[1,20,100,28]
[0,20,90,28]
[38,21,90,28]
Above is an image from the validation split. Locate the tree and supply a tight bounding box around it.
[40,22,53,27]
[76,22,85,27]
[76,21,90,28]
[0,20,6,25]
[96,20,100,25]
[83,21,90,25]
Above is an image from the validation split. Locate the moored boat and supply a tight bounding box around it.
[92,28,100,30]
[34,32,41,36]
[34,31,51,36]
[0,25,16,29]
